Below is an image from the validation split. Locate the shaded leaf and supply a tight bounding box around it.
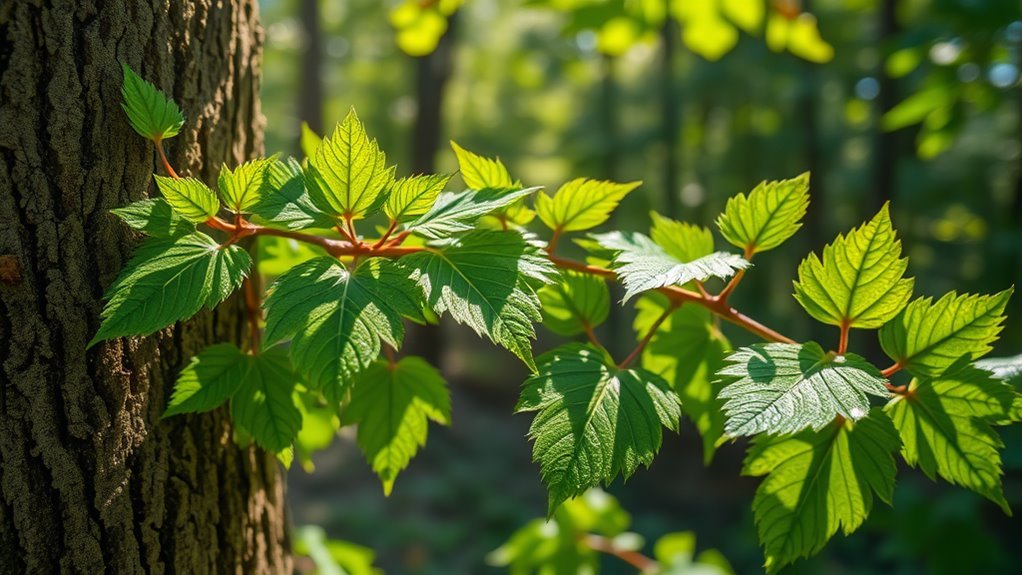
[111,198,194,238]
[342,357,451,495]
[120,64,184,140]
[164,343,248,417]
[90,232,250,346]
[403,230,555,370]
[251,158,336,231]
[885,366,1015,513]
[744,411,900,574]
[538,269,610,337]
[879,289,1013,378]
[231,347,303,453]
[515,343,682,512]
[262,257,423,392]
[636,295,729,464]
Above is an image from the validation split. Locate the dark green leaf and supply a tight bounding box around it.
[111,198,194,238]
[403,230,555,370]
[516,343,682,512]
[90,232,250,346]
[120,64,184,140]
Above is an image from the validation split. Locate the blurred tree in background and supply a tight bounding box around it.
[258,1,1022,573]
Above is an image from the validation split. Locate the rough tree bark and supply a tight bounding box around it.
[0,1,290,573]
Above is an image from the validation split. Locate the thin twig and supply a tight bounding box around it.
[548,254,796,344]
[154,138,179,179]
[582,534,658,572]
[618,303,675,369]
[581,321,604,349]
[242,277,262,354]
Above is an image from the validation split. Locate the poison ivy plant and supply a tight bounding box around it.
[100,69,1020,574]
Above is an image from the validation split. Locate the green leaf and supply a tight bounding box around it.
[538,270,610,337]
[716,173,810,255]
[744,411,900,574]
[217,156,277,213]
[404,230,555,370]
[263,257,423,392]
[488,489,630,573]
[111,198,195,238]
[257,236,325,277]
[515,343,682,512]
[793,203,914,329]
[90,232,251,346]
[879,289,1013,378]
[342,357,451,495]
[153,175,220,223]
[305,108,393,219]
[250,158,336,231]
[636,295,729,464]
[650,212,715,263]
[383,173,454,222]
[120,64,184,141]
[885,366,1015,513]
[300,122,323,159]
[402,186,541,240]
[717,342,890,437]
[230,347,303,453]
[450,141,514,190]
[976,354,1022,387]
[293,526,383,575]
[164,343,249,417]
[593,231,749,301]
[535,178,641,233]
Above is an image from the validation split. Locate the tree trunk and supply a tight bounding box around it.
[0,1,290,573]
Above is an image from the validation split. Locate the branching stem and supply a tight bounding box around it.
[582,534,658,572]
[619,303,676,369]
[547,254,795,344]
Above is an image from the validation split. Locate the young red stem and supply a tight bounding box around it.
[545,228,562,254]
[242,277,262,354]
[838,320,850,355]
[881,362,903,378]
[619,304,675,369]
[581,321,603,349]
[343,214,359,245]
[373,219,399,249]
[582,534,658,572]
[204,216,423,259]
[154,138,179,179]
[548,254,795,344]
[716,246,753,303]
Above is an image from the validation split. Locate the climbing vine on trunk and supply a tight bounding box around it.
[98,66,1021,574]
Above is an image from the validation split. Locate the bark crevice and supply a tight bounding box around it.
[0,1,289,573]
